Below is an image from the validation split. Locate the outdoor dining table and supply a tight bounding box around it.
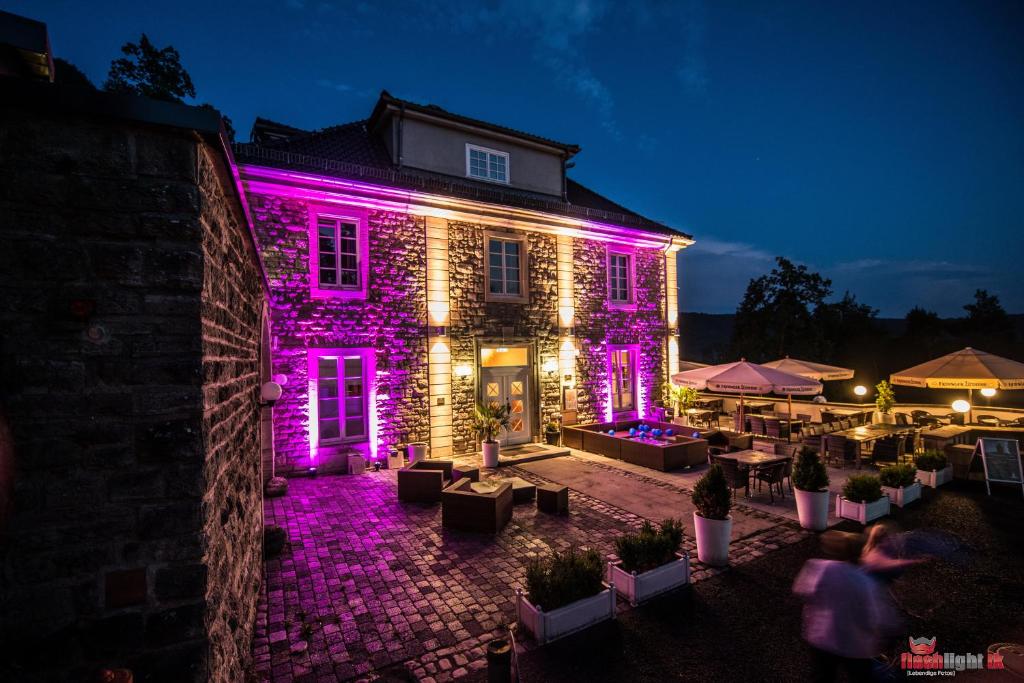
[831,423,914,444]
[743,401,774,414]
[715,449,790,467]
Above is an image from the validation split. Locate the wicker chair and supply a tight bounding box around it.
[765,417,788,441]
[749,415,766,436]
[825,434,859,469]
[754,462,787,503]
[797,413,813,423]
[871,436,902,464]
[712,456,751,499]
[910,410,931,426]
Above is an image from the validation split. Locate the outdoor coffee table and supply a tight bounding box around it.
[499,476,537,503]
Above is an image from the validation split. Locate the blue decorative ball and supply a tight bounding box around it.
[665,429,674,436]
[653,429,663,437]
[640,424,649,432]
[608,429,615,435]
[628,428,637,436]
[692,431,700,438]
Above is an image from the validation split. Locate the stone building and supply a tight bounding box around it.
[0,77,267,681]
[235,91,693,476]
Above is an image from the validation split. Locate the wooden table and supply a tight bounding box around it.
[714,449,789,467]
[743,402,774,414]
[831,423,913,444]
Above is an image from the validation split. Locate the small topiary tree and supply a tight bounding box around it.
[791,447,830,492]
[875,380,895,415]
[842,474,883,503]
[692,464,731,520]
[879,463,917,488]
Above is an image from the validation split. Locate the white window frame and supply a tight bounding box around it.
[607,247,637,311]
[484,231,529,303]
[308,206,369,300]
[309,348,371,446]
[466,144,510,184]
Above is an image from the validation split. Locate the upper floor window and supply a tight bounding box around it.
[485,232,529,303]
[607,249,635,308]
[309,207,368,300]
[466,144,509,184]
[315,352,367,444]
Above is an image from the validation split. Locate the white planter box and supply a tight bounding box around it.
[794,488,830,531]
[693,513,732,566]
[882,481,922,508]
[347,454,366,475]
[836,495,890,524]
[917,466,952,488]
[515,584,616,644]
[607,553,690,606]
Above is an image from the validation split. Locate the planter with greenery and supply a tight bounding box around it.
[915,450,952,488]
[608,519,689,605]
[691,464,732,566]
[879,463,922,507]
[836,474,890,523]
[792,448,831,531]
[516,548,615,644]
[473,403,511,467]
[871,380,897,424]
[666,384,700,425]
[544,420,561,446]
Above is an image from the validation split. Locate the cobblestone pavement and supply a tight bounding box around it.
[253,462,810,682]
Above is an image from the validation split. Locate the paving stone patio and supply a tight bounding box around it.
[253,460,811,682]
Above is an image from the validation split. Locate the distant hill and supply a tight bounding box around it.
[680,312,1024,364]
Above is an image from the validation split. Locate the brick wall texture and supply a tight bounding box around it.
[0,103,265,682]
[247,185,670,467]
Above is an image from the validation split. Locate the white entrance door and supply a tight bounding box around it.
[481,366,531,446]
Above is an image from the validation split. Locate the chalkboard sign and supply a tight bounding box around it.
[974,438,1024,497]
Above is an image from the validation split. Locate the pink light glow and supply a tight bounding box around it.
[306,204,370,301]
[307,347,378,463]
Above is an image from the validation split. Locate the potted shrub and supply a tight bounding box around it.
[516,548,615,644]
[879,463,921,507]
[873,380,896,425]
[792,448,831,531]
[915,450,952,488]
[473,403,510,468]
[543,420,561,446]
[608,519,689,606]
[836,474,890,523]
[691,464,732,566]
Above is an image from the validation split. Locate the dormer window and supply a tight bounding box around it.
[466,144,509,184]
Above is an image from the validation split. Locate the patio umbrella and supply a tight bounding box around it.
[890,347,1024,423]
[762,357,855,424]
[671,360,823,432]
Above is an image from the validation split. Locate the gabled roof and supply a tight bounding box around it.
[240,96,690,239]
[369,90,580,157]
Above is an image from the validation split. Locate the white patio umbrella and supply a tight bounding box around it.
[890,347,1024,423]
[671,359,823,432]
[762,357,855,422]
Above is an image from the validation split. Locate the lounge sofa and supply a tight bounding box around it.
[397,459,453,503]
[441,478,513,533]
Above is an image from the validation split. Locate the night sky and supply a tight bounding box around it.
[16,0,1024,316]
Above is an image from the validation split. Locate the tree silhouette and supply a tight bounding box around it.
[104,34,195,102]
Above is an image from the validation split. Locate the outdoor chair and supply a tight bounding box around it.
[754,462,787,503]
[750,415,766,436]
[397,460,454,503]
[871,436,902,464]
[895,412,911,426]
[712,455,751,499]
[775,443,798,491]
[765,417,788,440]
[911,410,931,425]
[727,433,754,452]
[917,416,942,429]
[801,430,821,453]
[797,413,813,424]
[825,434,858,469]
[840,419,852,430]
[903,434,917,460]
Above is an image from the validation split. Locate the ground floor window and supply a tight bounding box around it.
[310,349,369,444]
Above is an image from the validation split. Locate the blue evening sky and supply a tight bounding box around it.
[16,0,1024,316]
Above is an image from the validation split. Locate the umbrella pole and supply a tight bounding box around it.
[968,388,973,425]
[739,393,746,434]
[788,393,794,442]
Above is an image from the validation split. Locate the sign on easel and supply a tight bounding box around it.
[974,438,1024,497]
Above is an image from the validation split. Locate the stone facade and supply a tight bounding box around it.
[0,85,265,682]
[248,193,429,474]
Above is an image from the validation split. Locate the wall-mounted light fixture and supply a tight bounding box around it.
[453,364,473,379]
[260,381,283,407]
[853,385,868,397]
[541,359,558,374]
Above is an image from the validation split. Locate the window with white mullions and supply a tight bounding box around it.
[316,355,366,443]
[609,253,631,302]
[488,238,522,296]
[317,217,359,289]
[466,144,509,183]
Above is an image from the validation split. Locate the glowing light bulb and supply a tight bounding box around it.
[951,399,970,413]
[980,388,996,398]
[853,385,867,396]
